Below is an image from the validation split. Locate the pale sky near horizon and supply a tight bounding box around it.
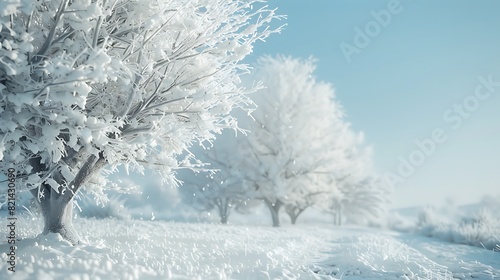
[247,0,500,208]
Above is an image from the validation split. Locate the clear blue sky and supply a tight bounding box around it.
[247,0,500,208]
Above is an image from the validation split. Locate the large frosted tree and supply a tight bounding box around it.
[241,56,365,226]
[0,0,280,244]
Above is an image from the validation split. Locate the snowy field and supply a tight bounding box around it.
[1,1,499,279]
[1,215,498,279]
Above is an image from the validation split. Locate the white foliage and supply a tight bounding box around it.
[240,56,371,214]
[0,0,281,202]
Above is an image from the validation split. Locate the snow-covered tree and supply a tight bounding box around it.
[241,56,362,226]
[341,175,388,225]
[0,0,280,244]
[283,176,328,225]
[179,131,256,224]
[321,142,388,226]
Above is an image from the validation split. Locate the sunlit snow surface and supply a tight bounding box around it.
[0,216,498,279]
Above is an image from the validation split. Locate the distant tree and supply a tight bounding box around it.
[0,0,280,244]
[321,144,388,226]
[179,131,256,224]
[282,171,333,225]
[338,176,387,225]
[240,56,362,227]
[284,190,325,225]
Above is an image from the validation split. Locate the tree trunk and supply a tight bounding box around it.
[219,203,229,224]
[264,199,282,227]
[338,204,343,226]
[216,198,230,224]
[332,204,343,226]
[220,214,228,224]
[334,209,343,226]
[30,153,106,245]
[290,209,305,225]
[285,205,306,225]
[38,198,80,245]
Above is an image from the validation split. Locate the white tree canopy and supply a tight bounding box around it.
[241,56,348,203]
[239,55,382,225]
[0,0,280,199]
[0,0,281,243]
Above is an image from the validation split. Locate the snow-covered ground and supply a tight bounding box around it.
[0,214,498,279]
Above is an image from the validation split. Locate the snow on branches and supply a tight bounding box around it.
[240,56,383,225]
[0,0,281,199]
[0,0,281,242]
[177,56,385,226]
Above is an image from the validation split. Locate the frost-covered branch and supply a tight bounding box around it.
[0,0,282,242]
